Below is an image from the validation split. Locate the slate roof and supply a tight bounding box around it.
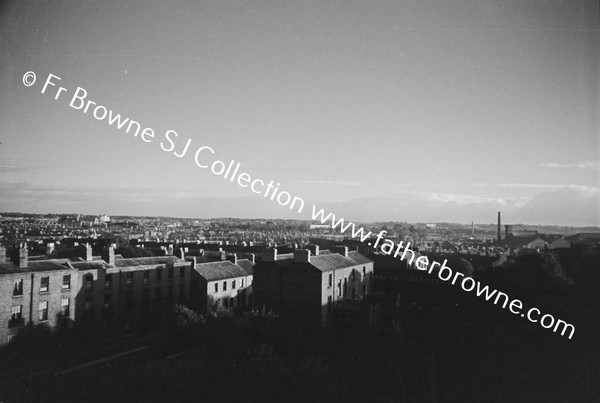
[69,260,111,270]
[114,256,186,268]
[236,259,255,275]
[273,251,372,273]
[194,261,249,281]
[347,251,372,265]
[0,259,74,274]
[309,254,358,272]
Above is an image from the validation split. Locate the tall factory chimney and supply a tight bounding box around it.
[497,212,502,243]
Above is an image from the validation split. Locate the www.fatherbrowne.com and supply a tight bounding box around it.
[311,205,576,340]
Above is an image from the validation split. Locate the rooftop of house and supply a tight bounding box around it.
[194,260,250,282]
[268,251,372,273]
[236,258,255,276]
[113,255,187,268]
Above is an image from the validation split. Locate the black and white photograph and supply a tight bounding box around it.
[0,0,599,401]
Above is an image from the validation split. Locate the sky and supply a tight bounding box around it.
[0,0,598,226]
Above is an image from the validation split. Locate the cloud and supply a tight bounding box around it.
[540,160,600,170]
[496,183,567,190]
[296,180,363,186]
[513,185,600,226]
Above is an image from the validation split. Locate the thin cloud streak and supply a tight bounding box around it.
[540,160,600,170]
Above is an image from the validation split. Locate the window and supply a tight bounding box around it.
[369,272,373,286]
[10,305,23,327]
[363,267,366,277]
[143,271,149,285]
[223,281,227,291]
[229,297,234,308]
[156,268,162,282]
[62,274,71,290]
[223,298,229,309]
[61,298,70,317]
[168,267,174,280]
[232,280,236,289]
[179,267,185,279]
[328,273,333,287]
[343,278,347,297]
[7,334,14,344]
[337,280,342,297]
[84,274,93,290]
[241,279,244,288]
[103,294,111,310]
[13,279,23,296]
[40,276,49,293]
[105,273,112,288]
[126,272,133,286]
[351,270,356,281]
[11,305,22,321]
[38,301,48,322]
[214,282,219,293]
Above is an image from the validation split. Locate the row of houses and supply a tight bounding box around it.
[0,242,374,346]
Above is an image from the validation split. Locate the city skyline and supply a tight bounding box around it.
[1,1,598,226]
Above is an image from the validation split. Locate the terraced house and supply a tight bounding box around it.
[253,245,374,326]
[0,243,192,346]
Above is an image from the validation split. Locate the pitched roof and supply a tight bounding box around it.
[69,260,110,270]
[236,259,255,275]
[114,255,186,268]
[194,261,249,281]
[309,254,358,272]
[347,251,371,265]
[0,259,73,274]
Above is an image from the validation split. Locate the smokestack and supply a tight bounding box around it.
[497,212,502,243]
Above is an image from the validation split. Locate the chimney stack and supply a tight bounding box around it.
[334,246,349,257]
[167,244,174,256]
[247,253,255,264]
[263,248,278,262]
[229,253,238,265]
[46,242,55,256]
[19,242,28,268]
[85,243,93,261]
[307,244,320,256]
[293,249,311,263]
[102,245,115,266]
